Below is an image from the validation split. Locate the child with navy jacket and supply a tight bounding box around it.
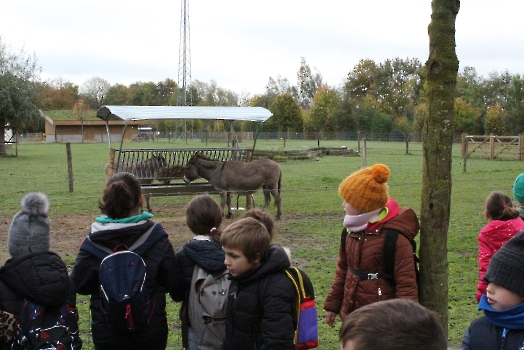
[463,230,524,349]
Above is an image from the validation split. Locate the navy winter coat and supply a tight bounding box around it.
[71,220,182,349]
[224,244,297,350]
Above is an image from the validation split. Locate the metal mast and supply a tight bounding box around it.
[177,0,192,106]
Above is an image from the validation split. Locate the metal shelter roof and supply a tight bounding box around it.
[97,106,272,122]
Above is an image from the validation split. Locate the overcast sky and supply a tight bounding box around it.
[2,1,522,96]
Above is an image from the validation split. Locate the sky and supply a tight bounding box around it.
[1,0,523,97]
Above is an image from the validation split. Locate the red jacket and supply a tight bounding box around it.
[324,198,420,320]
[476,217,524,302]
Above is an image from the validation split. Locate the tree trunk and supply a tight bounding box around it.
[419,0,460,337]
[0,126,5,155]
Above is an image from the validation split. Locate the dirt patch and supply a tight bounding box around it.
[0,209,243,267]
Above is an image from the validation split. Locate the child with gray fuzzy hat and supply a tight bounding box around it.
[0,192,81,349]
[462,230,524,349]
[7,192,51,258]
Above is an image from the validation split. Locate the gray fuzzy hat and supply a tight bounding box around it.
[484,230,524,297]
[8,192,51,259]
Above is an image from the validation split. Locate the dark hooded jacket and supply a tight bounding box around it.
[324,198,420,320]
[70,220,182,349]
[174,236,227,347]
[224,244,296,350]
[0,251,81,349]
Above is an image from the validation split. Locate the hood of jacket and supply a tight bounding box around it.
[0,251,69,306]
[182,237,226,273]
[367,198,420,240]
[231,244,290,285]
[89,220,156,250]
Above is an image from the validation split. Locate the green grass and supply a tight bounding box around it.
[2,138,522,348]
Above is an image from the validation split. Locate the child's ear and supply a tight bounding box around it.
[253,253,261,265]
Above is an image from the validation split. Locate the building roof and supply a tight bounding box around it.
[97,106,272,123]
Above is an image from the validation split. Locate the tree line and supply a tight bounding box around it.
[2,37,523,148]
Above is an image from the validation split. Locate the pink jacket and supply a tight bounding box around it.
[476,217,524,302]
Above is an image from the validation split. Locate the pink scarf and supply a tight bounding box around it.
[343,208,383,232]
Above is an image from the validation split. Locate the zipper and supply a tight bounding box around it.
[378,287,382,301]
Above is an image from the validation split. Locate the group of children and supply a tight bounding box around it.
[2,165,524,349]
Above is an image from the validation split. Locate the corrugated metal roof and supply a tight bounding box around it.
[97,106,272,122]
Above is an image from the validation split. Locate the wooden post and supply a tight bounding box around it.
[519,134,524,160]
[463,135,468,173]
[357,131,361,154]
[362,138,367,168]
[246,194,253,210]
[490,133,494,160]
[107,148,116,180]
[66,143,74,192]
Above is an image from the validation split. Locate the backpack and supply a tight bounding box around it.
[12,299,80,350]
[80,224,166,332]
[188,263,230,350]
[341,227,420,290]
[283,267,318,350]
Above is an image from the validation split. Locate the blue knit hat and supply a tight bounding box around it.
[513,173,524,203]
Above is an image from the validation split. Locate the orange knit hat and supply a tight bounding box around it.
[338,164,390,213]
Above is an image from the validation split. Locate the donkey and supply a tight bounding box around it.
[184,153,282,219]
[104,155,168,213]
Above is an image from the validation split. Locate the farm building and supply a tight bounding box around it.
[41,110,145,143]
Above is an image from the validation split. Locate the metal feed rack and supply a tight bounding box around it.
[97,105,272,199]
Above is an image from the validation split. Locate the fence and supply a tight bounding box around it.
[461,133,524,161]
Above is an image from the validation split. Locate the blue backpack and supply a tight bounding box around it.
[80,224,165,332]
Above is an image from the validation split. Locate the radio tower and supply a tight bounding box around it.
[177,0,192,106]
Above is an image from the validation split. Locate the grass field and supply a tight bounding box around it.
[1,138,522,349]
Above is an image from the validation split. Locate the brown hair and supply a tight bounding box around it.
[186,194,223,242]
[339,299,446,350]
[243,209,275,241]
[220,217,270,263]
[98,172,142,219]
[485,191,519,221]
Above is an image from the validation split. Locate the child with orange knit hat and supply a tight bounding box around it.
[324,164,420,327]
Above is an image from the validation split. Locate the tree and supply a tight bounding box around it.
[268,93,303,147]
[104,84,130,105]
[484,102,508,135]
[345,59,377,101]
[296,57,323,109]
[310,86,340,134]
[419,0,459,336]
[454,98,482,134]
[0,37,42,155]
[130,82,160,105]
[37,78,79,110]
[72,99,90,143]
[80,77,110,109]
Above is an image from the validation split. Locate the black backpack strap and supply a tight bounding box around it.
[346,229,397,281]
[382,229,399,281]
[340,228,348,254]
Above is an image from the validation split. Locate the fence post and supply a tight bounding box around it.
[66,143,74,192]
[519,134,524,160]
[490,134,494,160]
[107,148,115,180]
[362,138,367,168]
[463,135,468,173]
[357,131,361,154]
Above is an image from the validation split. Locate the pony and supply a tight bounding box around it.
[184,153,282,219]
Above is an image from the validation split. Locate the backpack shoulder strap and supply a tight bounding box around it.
[80,223,165,259]
[340,228,348,254]
[382,229,399,280]
[129,224,166,255]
